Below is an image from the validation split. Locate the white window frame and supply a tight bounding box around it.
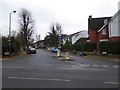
[102,29,106,35]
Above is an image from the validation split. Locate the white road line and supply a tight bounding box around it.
[57,67,107,71]
[2,66,28,68]
[79,64,85,67]
[92,65,99,67]
[101,65,109,68]
[83,64,90,67]
[112,65,119,68]
[8,77,71,82]
[81,68,107,71]
[104,82,120,85]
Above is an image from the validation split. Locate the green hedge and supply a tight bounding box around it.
[62,42,96,52]
[2,37,21,55]
[84,42,96,52]
[99,41,120,54]
[73,43,82,51]
[61,44,73,51]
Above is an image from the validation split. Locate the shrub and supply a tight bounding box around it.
[73,43,82,51]
[61,44,73,51]
[84,42,96,52]
[99,41,120,54]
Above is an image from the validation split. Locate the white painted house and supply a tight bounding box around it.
[108,10,120,40]
[71,30,88,44]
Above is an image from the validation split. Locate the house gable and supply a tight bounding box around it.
[109,10,120,39]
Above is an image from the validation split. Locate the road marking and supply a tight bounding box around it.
[81,68,107,71]
[66,61,74,64]
[79,64,85,67]
[8,77,71,82]
[2,66,28,68]
[81,64,90,67]
[104,82,120,85]
[101,65,109,68]
[92,65,99,67]
[57,67,106,71]
[112,65,119,68]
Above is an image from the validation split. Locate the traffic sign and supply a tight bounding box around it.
[58,35,62,40]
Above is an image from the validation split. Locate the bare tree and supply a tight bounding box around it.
[36,34,41,42]
[18,8,34,51]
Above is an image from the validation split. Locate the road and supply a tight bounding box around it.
[2,49,119,88]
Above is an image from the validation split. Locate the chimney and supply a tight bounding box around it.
[89,15,92,18]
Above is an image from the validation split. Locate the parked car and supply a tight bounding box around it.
[28,47,37,54]
[51,47,59,53]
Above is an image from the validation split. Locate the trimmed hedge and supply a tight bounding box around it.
[99,41,120,54]
[73,43,82,51]
[62,42,96,52]
[84,42,96,52]
[61,44,73,51]
[62,41,120,54]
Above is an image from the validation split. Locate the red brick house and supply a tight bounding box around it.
[98,10,120,41]
[88,15,112,51]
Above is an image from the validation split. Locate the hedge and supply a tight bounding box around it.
[62,42,96,52]
[61,44,73,51]
[2,37,21,55]
[73,43,82,51]
[99,41,120,54]
[84,42,96,52]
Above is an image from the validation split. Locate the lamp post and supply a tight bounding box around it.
[8,11,16,57]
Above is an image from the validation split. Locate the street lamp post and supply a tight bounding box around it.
[8,11,16,57]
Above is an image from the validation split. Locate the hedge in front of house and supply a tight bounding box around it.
[62,42,96,52]
[61,44,73,51]
[99,41,120,54]
[73,43,82,51]
[84,42,96,52]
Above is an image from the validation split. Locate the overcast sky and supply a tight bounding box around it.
[0,0,119,40]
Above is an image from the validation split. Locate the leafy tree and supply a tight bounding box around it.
[45,23,62,47]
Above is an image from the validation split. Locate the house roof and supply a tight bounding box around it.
[69,31,81,37]
[98,23,107,32]
[109,10,120,22]
[88,17,112,30]
[98,10,120,33]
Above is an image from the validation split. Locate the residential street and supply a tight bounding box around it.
[2,49,119,88]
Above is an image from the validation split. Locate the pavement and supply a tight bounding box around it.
[2,49,119,88]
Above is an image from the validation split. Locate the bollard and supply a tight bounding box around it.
[66,52,70,60]
[57,50,60,57]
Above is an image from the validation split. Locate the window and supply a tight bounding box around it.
[104,19,108,24]
[102,29,106,35]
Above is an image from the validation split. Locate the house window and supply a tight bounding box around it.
[102,29,106,35]
[104,19,108,24]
